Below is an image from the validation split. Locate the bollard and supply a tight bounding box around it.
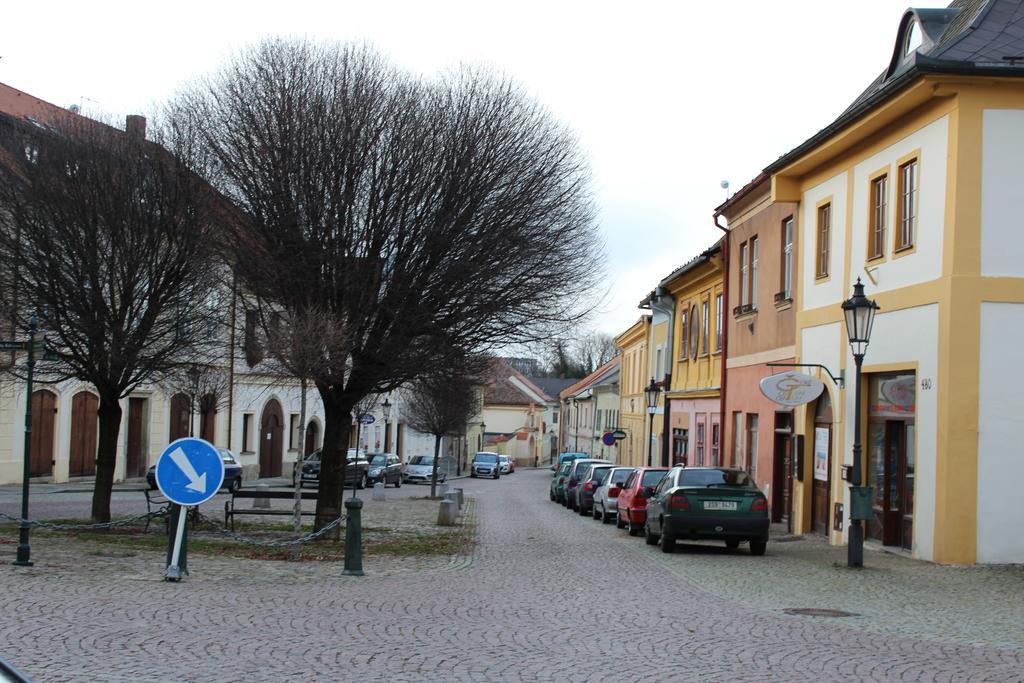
[455,488,464,508]
[253,483,271,509]
[440,482,451,496]
[443,490,460,510]
[343,497,364,576]
[372,481,386,501]
[437,499,458,526]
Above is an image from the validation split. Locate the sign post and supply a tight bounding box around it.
[155,438,224,581]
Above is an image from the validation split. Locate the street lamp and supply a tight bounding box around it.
[644,378,659,467]
[841,278,879,568]
[381,398,392,453]
[187,363,201,438]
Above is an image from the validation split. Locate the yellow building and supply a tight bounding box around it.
[768,0,1024,564]
[661,242,725,467]
[613,317,650,467]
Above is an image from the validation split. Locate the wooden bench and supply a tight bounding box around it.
[224,489,320,531]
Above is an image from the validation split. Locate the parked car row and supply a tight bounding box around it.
[549,454,770,555]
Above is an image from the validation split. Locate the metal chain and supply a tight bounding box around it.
[0,508,169,530]
[192,510,346,548]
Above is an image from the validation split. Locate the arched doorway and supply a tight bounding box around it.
[811,391,833,535]
[305,420,320,456]
[69,391,98,477]
[199,394,217,443]
[169,393,190,442]
[259,399,284,477]
[30,390,56,477]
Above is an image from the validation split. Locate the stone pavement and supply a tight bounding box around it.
[0,468,1021,681]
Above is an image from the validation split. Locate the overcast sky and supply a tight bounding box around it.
[1,0,947,338]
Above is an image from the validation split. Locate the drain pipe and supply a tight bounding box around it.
[714,211,729,464]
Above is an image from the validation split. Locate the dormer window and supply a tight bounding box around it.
[904,20,923,56]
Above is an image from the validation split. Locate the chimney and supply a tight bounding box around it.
[125,114,146,140]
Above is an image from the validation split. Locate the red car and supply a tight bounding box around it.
[615,467,669,536]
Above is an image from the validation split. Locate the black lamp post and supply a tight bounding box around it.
[842,278,879,568]
[187,363,201,438]
[644,378,659,467]
[381,398,392,452]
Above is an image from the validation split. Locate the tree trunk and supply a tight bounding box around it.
[90,394,123,522]
[430,434,442,499]
[291,377,307,560]
[313,385,353,537]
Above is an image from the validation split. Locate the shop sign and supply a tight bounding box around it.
[759,371,825,407]
[814,428,830,482]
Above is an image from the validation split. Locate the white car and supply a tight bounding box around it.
[402,455,446,484]
[592,466,636,524]
[498,455,512,474]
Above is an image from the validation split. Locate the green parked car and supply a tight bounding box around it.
[643,466,770,555]
[550,461,573,503]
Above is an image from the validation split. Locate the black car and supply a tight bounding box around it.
[366,453,403,487]
[148,448,243,493]
[299,448,370,489]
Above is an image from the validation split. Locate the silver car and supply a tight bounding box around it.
[592,466,635,524]
[403,455,446,484]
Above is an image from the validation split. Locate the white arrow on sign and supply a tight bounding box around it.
[169,446,207,493]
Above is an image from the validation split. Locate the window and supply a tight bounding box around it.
[672,428,688,464]
[750,236,759,309]
[689,305,699,359]
[897,159,917,251]
[781,218,794,300]
[655,345,663,380]
[816,203,831,279]
[679,309,688,359]
[243,310,264,367]
[242,413,253,452]
[289,414,300,450]
[715,293,723,351]
[732,412,743,467]
[869,174,888,260]
[904,20,923,55]
[711,422,720,466]
[746,414,759,479]
[695,419,706,466]
[701,299,709,354]
[740,242,750,306]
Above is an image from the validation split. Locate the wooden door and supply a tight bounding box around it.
[259,399,283,477]
[169,393,190,442]
[772,432,793,526]
[199,394,216,443]
[126,397,146,478]
[30,390,56,477]
[69,392,98,477]
[811,425,832,534]
[305,421,319,456]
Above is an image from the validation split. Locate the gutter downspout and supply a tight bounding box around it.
[648,289,675,467]
[714,211,729,466]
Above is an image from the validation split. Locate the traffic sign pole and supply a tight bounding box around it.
[165,504,190,581]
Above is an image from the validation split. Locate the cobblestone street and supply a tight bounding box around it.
[1,468,1022,681]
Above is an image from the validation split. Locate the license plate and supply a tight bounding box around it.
[704,501,737,511]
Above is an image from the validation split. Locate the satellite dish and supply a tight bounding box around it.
[720,180,730,190]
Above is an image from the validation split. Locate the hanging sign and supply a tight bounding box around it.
[759,371,825,407]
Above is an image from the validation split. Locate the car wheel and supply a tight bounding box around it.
[616,512,626,529]
[550,490,556,502]
[602,509,612,525]
[578,503,589,517]
[357,474,367,490]
[750,540,767,556]
[395,476,402,488]
[644,522,659,545]
[725,539,740,550]
[471,473,477,478]
[593,504,601,521]
[659,527,675,554]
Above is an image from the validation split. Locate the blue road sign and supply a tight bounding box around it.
[155,438,225,506]
[359,414,375,425]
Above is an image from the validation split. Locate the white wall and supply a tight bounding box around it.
[981,109,1024,277]
[977,302,1024,563]
[801,172,848,311]
[851,115,948,291]
[846,303,938,561]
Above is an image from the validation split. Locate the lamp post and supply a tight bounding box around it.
[644,378,659,467]
[187,363,201,438]
[381,398,392,453]
[842,278,879,568]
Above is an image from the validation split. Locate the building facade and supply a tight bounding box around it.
[614,317,650,467]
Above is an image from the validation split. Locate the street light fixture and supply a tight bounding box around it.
[644,378,659,467]
[841,278,879,568]
[381,398,392,453]
[381,397,392,421]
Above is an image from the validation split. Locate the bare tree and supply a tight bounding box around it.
[0,112,222,521]
[403,367,481,499]
[171,39,603,530]
[161,363,232,438]
[545,331,617,377]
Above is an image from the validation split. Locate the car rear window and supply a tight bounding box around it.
[559,463,571,474]
[610,469,632,485]
[679,469,756,488]
[591,467,611,482]
[641,470,667,487]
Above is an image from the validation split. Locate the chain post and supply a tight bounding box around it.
[342,497,364,576]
